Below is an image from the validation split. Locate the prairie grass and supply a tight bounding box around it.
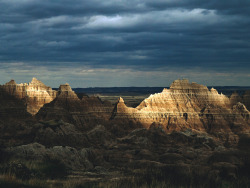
[0,150,249,187]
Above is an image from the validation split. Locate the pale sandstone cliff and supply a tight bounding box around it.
[112,79,250,135]
[1,78,249,136]
[0,78,113,126]
[1,78,57,115]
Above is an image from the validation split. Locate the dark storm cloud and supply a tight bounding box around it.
[0,0,250,86]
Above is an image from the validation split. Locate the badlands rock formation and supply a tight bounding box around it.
[112,79,250,135]
[36,83,113,128]
[0,78,113,127]
[1,78,249,135]
[0,78,57,115]
[230,91,250,111]
[242,91,250,110]
[1,78,250,187]
[0,87,31,120]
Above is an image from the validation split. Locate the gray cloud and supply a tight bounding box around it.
[0,0,249,86]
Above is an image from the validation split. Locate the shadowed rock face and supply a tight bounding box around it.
[242,91,250,110]
[56,83,81,105]
[230,91,250,111]
[0,87,31,120]
[0,78,250,187]
[0,78,113,128]
[112,79,250,137]
[1,78,249,136]
[36,83,113,129]
[0,78,57,115]
[5,125,250,187]
[36,83,82,122]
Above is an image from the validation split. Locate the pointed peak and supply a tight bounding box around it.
[5,79,17,85]
[32,77,38,81]
[118,97,124,103]
[231,91,239,96]
[170,79,208,91]
[162,88,168,92]
[30,77,43,84]
[233,102,248,112]
[59,83,72,91]
[30,77,40,83]
[210,87,218,94]
[170,79,190,89]
[174,79,189,84]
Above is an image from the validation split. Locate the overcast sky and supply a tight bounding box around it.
[0,0,250,87]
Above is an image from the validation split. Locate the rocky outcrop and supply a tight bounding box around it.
[230,92,242,106]
[57,83,80,101]
[0,87,31,120]
[0,78,57,115]
[112,79,250,136]
[1,78,250,187]
[242,91,250,110]
[230,91,250,111]
[35,83,82,123]
[4,125,250,187]
[8,143,93,170]
[232,102,250,122]
[0,78,113,123]
[32,120,89,147]
[36,84,113,129]
[25,78,57,115]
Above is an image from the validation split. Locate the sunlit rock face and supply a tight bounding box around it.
[112,79,250,135]
[1,78,57,115]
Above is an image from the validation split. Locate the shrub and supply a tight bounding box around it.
[4,161,32,180]
[38,156,68,179]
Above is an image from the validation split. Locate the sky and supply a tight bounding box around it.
[0,0,250,87]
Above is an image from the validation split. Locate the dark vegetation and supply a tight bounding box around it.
[0,127,249,187]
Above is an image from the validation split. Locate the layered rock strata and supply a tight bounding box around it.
[0,87,31,120]
[112,79,250,135]
[242,91,250,110]
[0,78,113,126]
[0,78,57,115]
[230,91,250,111]
[36,83,113,128]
